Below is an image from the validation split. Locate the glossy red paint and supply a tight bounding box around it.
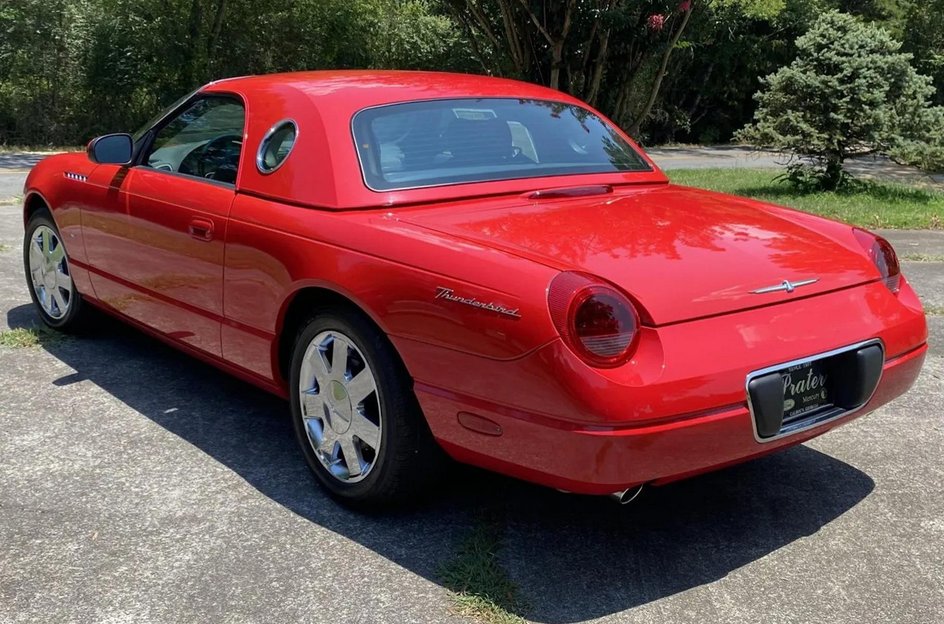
[23,71,927,496]
[404,280,927,493]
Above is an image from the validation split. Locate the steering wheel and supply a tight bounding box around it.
[179,134,242,180]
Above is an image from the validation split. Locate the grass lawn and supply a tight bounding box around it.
[440,516,527,624]
[0,327,68,349]
[668,168,944,230]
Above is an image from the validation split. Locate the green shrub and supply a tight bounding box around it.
[890,106,944,173]
[737,11,940,189]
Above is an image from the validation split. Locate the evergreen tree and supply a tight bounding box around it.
[738,11,941,189]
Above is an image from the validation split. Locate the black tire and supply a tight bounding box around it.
[23,209,88,331]
[289,306,445,509]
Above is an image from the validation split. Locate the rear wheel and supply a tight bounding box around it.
[23,211,86,330]
[289,307,444,508]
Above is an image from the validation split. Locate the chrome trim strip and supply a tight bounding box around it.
[745,338,884,444]
[256,118,298,175]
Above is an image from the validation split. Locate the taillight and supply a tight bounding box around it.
[853,228,901,293]
[547,272,640,368]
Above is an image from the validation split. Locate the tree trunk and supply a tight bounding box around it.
[549,40,564,90]
[627,3,694,137]
[577,17,600,95]
[206,0,228,79]
[447,1,510,74]
[517,0,575,91]
[183,0,203,88]
[209,0,228,52]
[687,62,714,118]
[585,28,611,106]
[612,66,639,124]
[497,0,526,76]
[823,157,844,190]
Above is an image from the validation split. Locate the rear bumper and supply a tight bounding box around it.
[417,343,926,495]
[402,278,928,495]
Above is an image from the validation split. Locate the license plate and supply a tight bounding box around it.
[780,360,832,421]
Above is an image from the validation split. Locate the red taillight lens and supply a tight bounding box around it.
[548,272,640,367]
[854,228,901,293]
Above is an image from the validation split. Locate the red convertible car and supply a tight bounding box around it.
[23,71,927,507]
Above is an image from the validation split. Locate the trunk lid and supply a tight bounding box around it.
[399,184,877,325]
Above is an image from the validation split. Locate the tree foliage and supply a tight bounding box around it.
[445,0,707,134]
[901,0,944,107]
[0,0,473,144]
[0,0,941,153]
[737,11,942,189]
[649,0,811,143]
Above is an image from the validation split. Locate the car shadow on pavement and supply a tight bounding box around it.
[7,303,876,623]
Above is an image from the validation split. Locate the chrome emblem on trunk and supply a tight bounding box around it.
[750,278,819,294]
[435,286,521,319]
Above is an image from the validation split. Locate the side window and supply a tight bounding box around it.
[256,120,297,174]
[145,97,245,184]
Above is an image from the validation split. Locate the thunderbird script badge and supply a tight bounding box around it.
[435,286,521,319]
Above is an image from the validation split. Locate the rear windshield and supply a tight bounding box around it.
[352,98,651,191]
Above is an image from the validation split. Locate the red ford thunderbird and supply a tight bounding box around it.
[22,71,927,507]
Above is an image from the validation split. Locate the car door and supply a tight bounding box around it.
[87,95,245,357]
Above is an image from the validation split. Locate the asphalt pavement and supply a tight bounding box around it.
[0,152,45,202]
[4,148,941,197]
[645,146,944,188]
[1,156,943,623]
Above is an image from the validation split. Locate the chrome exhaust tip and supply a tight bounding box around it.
[609,484,644,505]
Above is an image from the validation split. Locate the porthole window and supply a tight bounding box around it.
[256,119,297,174]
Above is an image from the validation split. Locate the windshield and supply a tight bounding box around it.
[352,98,650,191]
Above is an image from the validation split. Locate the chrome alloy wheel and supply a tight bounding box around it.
[28,225,73,320]
[298,330,382,483]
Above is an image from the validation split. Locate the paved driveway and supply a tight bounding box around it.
[1,183,943,622]
[3,148,942,205]
[0,153,46,202]
[645,146,944,188]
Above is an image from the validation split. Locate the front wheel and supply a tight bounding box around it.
[289,307,445,508]
[23,211,86,330]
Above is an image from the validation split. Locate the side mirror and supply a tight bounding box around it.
[87,133,133,165]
